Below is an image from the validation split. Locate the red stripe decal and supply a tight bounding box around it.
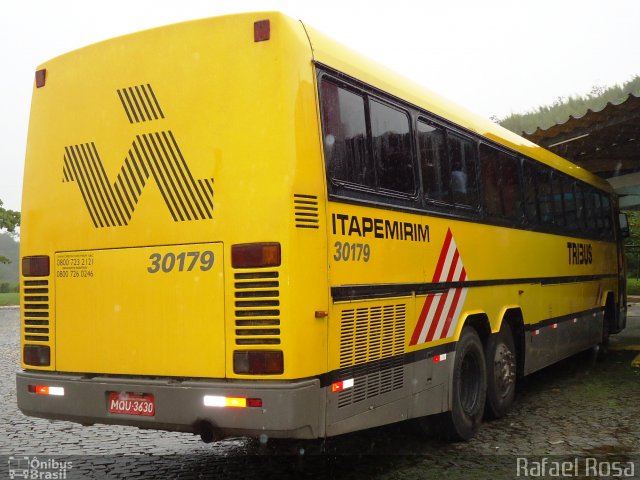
[410,229,470,346]
[440,270,466,337]
[425,290,450,342]
[446,250,460,282]
[431,229,453,282]
[410,293,437,345]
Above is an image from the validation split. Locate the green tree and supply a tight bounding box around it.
[499,75,640,135]
[626,211,640,278]
[0,199,20,264]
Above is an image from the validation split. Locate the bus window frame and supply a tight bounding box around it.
[316,65,617,244]
[318,73,420,208]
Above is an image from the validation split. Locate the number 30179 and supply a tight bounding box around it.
[147,251,214,273]
[333,242,370,262]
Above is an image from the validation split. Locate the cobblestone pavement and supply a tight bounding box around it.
[1,306,639,479]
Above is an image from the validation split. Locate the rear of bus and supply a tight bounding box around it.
[17,12,330,440]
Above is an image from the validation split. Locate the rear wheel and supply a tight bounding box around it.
[485,323,516,419]
[596,314,610,361]
[438,327,487,441]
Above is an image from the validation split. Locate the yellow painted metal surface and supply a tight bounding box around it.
[21,12,328,379]
[55,244,225,377]
[21,10,620,386]
[325,201,617,371]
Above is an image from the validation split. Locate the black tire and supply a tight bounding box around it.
[438,327,487,441]
[596,314,610,362]
[484,323,517,419]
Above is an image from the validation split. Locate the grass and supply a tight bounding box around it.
[0,292,19,306]
[627,278,640,296]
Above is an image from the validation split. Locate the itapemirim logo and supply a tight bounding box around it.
[62,84,214,228]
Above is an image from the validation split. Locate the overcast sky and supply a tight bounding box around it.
[1,0,639,211]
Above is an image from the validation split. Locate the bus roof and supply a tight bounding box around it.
[301,21,613,194]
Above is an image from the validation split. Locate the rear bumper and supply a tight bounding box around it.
[16,371,324,440]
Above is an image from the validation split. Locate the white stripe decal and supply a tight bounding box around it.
[412,229,470,345]
[434,288,456,339]
[451,254,463,282]
[438,238,457,282]
[445,287,468,338]
[418,293,443,344]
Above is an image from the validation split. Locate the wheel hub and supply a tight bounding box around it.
[494,343,515,398]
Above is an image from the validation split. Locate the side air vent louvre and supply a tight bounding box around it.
[337,303,406,408]
[294,194,319,229]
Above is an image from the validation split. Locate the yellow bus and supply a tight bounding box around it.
[18,11,627,442]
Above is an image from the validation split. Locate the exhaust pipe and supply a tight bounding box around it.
[196,420,221,444]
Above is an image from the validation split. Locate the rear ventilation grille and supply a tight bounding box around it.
[117,84,165,124]
[337,304,406,408]
[22,280,50,342]
[234,270,281,345]
[294,194,319,229]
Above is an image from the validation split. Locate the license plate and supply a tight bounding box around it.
[108,392,155,416]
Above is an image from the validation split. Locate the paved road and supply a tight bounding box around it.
[1,306,639,479]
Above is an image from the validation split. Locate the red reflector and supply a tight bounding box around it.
[28,385,64,396]
[254,20,270,42]
[331,378,354,393]
[433,353,447,363]
[247,398,263,408]
[22,255,50,277]
[234,350,283,375]
[232,243,280,269]
[23,345,51,366]
[35,69,46,88]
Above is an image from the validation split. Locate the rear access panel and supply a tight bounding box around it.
[55,243,225,378]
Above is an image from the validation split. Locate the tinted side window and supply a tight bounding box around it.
[479,145,522,220]
[536,168,554,225]
[448,134,478,207]
[417,120,448,202]
[574,182,587,232]
[370,100,415,194]
[601,194,612,235]
[551,173,565,227]
[563,177,579,232]
[522,160,539,222]
[320,80,373,187]
[584,188,598,232]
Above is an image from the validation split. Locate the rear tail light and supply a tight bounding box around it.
[28,385,64,396]
[231,243,280,269]
[203,395,262,408]
[22,255,50,277]
[234,350,283,375]
[23,345,50,366]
